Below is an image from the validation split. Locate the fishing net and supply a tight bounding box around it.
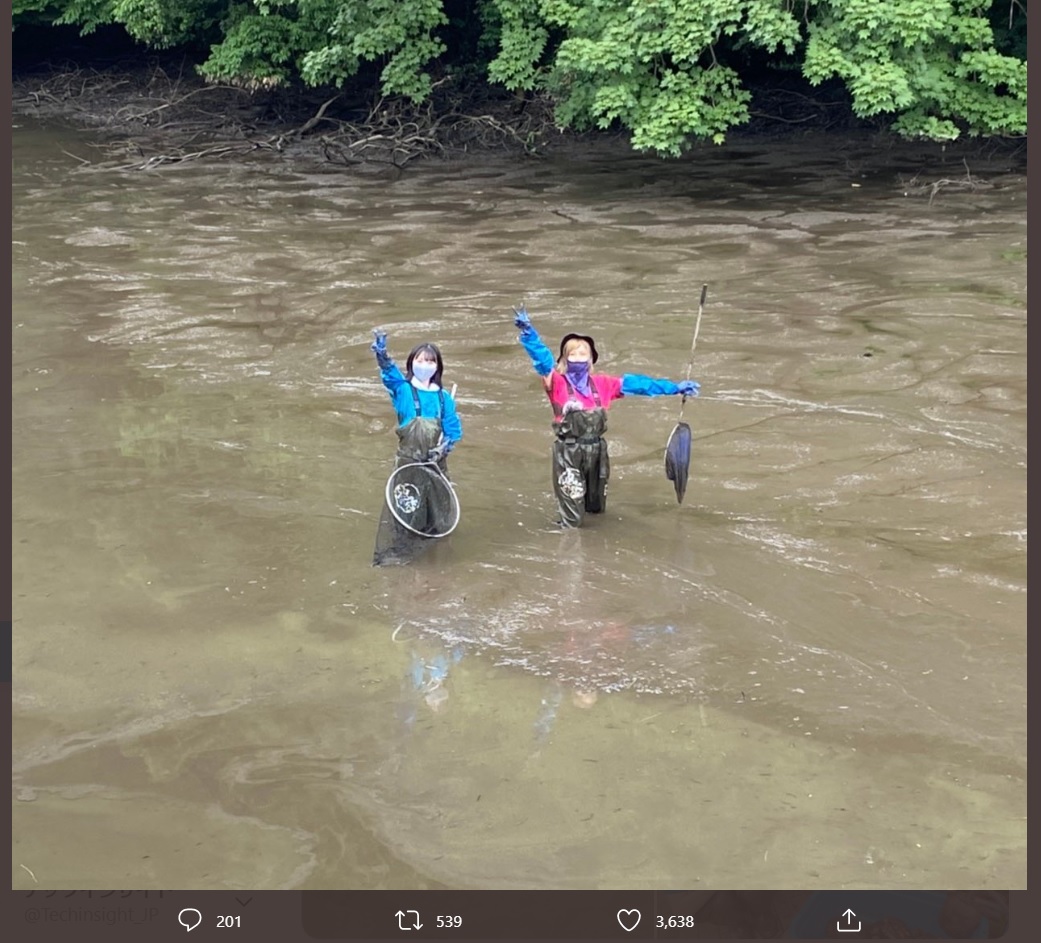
[664,283,705,506]
[372,461,460,566]
[664,420,692,504]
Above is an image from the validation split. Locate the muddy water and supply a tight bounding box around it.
[12,121,1026,890]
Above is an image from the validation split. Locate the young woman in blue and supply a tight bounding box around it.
[371,330,463,466]
[370,330,462,565]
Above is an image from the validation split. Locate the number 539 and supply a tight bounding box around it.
[436,915,462,928]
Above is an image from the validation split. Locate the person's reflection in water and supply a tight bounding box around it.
[408,644,460,714]
[524,528,622,757]
[393,627,465,732]
[529,677,601,761]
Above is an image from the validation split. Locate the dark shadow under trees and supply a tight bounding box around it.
[12,52,1026,184]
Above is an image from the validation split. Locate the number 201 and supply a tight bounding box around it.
[217,915,242,927]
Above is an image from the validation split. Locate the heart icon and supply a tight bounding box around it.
[617,909,641,932]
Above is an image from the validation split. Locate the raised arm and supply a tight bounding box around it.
[513,305,555,379]
[371,329,406,394]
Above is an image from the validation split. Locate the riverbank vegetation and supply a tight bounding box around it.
[13,1,1026,158]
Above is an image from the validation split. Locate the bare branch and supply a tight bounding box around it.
[295,94,342,137]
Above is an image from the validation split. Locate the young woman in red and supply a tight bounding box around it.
[513,305,700,528]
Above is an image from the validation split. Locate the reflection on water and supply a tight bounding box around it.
[12,121,1026,889]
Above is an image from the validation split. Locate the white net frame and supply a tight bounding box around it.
[384,461,461,538]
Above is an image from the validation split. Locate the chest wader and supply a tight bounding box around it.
[550,380,610,528]
[373,388,450,565]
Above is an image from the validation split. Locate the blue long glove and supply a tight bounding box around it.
[620,374,701,397]
[371,329,391,367]
[514,305,555,376]
[513,304,533,334]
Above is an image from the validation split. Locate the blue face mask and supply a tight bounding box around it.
[566,360,591,389]
[412,362,437,382]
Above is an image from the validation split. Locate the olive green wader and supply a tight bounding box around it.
[373,389,452,566]
[551,380,610,529]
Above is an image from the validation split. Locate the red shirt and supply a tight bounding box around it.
[547,371,624,419]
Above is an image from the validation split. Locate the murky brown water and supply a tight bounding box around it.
[12,120,1026,890]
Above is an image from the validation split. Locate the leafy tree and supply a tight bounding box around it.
[43,0,224,47]
[198,2,335,89]
[803,0,1027,141]
[13,1,68,27]
[14,0,1028,154]
[490,1,804,153]
[297,0,448,101]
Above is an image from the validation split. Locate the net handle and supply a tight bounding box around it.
[385,461,461,538]
[679,283,708,420]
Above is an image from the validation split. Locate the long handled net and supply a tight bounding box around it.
[385,461,460,538]
[664,283,707,504]
[373,460,460,566]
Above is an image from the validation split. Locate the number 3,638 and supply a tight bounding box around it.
[436,916,462,928]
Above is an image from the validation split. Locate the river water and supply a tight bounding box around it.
[11,119,1026,891]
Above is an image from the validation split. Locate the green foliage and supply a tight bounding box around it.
[341,0,448,101]
[486,0,548,91]
[804,0,1026,139]
[13,0,68,25]
[530,1,802,154]
[199,2,334,88]
[199,1,449,99]
[15,0,1028,153]
[40,0,117,35]
[47,0,222,46]
[197,7,302,86]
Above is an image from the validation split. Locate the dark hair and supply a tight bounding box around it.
[406,343,445,388]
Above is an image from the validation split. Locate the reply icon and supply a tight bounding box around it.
[178,908,203,932]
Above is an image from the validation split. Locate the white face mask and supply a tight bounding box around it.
[412,362,437,382]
